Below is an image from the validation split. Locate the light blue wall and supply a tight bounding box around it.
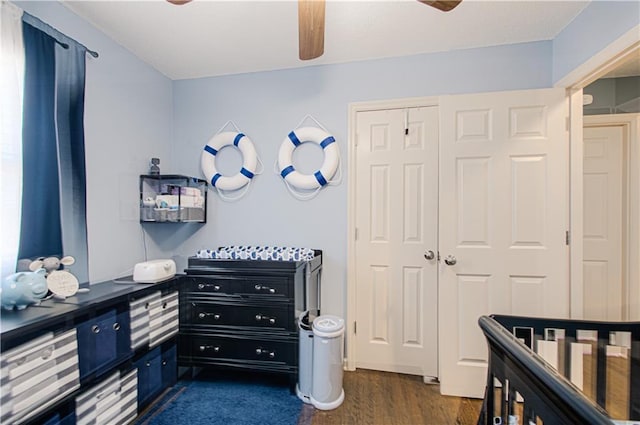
[169,42,552,317]
[15,1,174,282]
[552,0,640,84]
[17,0,636,319]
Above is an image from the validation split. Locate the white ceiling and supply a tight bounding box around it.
[62,0,590,81]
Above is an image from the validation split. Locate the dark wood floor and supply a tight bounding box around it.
[298,369,482,425]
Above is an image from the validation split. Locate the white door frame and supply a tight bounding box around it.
[561,33,639,319]
[346,96,438,371]
[583,114,639,320]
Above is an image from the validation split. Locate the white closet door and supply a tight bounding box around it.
[354,106,439,378]
[438,88,570,397]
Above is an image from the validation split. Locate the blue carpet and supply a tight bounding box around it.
[136,370,303,425]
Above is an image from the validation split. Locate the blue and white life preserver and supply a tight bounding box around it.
[278,127,339,190]
[201,131,258,191]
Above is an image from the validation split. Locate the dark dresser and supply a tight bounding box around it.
[178,250,322,388]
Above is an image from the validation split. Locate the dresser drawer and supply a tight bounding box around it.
[187,334,296,367]
[182,276,238,295]
[183,275,292,298]
[187,300,296,332]
[0,329,80,424]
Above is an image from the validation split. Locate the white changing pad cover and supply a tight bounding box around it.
[196,246,316,262]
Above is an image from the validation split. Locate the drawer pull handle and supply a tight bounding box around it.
[41,347,53,360]
[162,360,167,366]
[199,345,220,353]
[254,284,276,294]
[96,388,121,400]
[145,302,150,310]
[96,387,120,400]
[162,302,168,309]
[255,348,276,358]
[92,325,101,334]
[146,361,152,367]
[197,283,221,291]
[255,314,276,325]
[113,322,121,331]
[198,312,221,320]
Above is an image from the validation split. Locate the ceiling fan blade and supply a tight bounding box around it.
[418,0,462,12]
[298,0,325,61]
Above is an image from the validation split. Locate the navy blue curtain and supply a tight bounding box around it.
[55,40,89,282]
[18,15,89,282]
[18,22,62,260]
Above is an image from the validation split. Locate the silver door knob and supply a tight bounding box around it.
[444,255,457,266]
[424,250,435,260]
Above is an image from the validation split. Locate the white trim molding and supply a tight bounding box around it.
[582,113,640,321]
[569,89,584,319]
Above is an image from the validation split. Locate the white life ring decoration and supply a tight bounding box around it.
[201,131,258,191]
[278,127,339,190]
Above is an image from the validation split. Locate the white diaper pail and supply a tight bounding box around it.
[310,315,345,410]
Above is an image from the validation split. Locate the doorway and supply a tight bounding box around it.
[570,45,640,321]
[582,114,639,320]
[347,88,571,398]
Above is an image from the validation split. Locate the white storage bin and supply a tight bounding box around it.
[0,329,80,424]
[129,291,161,351]
[75,369,137,425]
[129,290,179,351]
[148,291,179,348]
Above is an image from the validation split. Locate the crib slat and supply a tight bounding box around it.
[630,332,640,420]
[597,330,608,409]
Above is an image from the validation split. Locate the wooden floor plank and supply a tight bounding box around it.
[301,369,482,425]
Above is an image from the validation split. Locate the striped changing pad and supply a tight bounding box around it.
[196,246,316,262]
